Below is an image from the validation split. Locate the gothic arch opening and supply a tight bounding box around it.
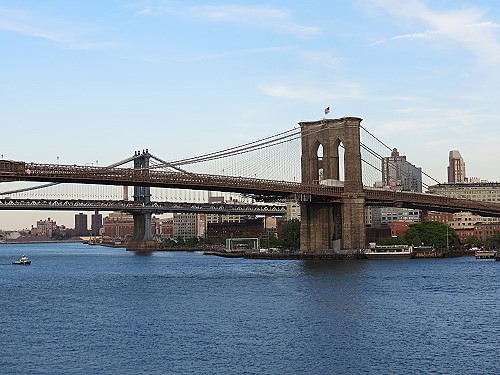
[307,138,346,184]
[337,140,345,182]
[321,137,345,184]
[317,143,324,181]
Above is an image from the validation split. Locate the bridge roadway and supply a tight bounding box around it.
[0,198,286,215]
[2,160,500,217]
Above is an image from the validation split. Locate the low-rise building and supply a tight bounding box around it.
[473,223,500,243]
[426,181,500,228]
[371,207,420,227]
[206,218,265,241]
[37,217,56,237]
[387,221,411,238]
[103,212,134,239]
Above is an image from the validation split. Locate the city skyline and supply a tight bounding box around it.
[2,0,500,229]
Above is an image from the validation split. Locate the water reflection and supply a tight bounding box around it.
[133,251,154,257]
[300,259,368,275]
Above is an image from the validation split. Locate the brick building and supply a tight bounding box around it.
[206,218,265,241]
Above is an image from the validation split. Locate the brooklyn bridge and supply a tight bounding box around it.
[1,117,499,252]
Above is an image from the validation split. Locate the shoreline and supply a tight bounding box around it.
[0,239,85,245]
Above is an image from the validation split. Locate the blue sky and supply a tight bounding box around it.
[2,0,500,229]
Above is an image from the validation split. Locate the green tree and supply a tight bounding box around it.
[185,237,199,247]
[465,235,481,248]
[162,238,177,248]
[485,233,500,249]
[279,219,300,249]
[404,221,459,250]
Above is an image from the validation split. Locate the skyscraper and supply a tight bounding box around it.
[91,210,103,235]
[373,148,423,228]
[447,150,466,183]
[381,148,422,192]
[75,213,88,236]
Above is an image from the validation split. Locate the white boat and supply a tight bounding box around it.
[13,255,31,265]
[364,245,415,259]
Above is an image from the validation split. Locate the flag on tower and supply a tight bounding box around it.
[324,106,330,115]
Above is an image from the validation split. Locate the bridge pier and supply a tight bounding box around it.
[126,150,161,251]
[299,117,366,254]
[300,203,342,252]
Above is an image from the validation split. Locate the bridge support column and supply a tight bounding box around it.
[341,195,366,252]
[299,117,366,254]
[126,150,160,251]
[300,203,342,253]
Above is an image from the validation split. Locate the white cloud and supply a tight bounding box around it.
[369,39,385,46]
[138,3,321,37]
[301,51,341,68]
[391,30,437,41]
[370,0,500,65]
[0,7,111,50]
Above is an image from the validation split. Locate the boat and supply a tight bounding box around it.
[12,255,31,265]
[364,245,415,259]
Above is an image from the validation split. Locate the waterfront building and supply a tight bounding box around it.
[285,201,301,221]
[371,207,420,227]
[75,213,88,236]
[91,210,103,235]
[371,148,423,228]
[172,213,206,239]
[206,218,264,241]
[205,195,255,225]
[264,216,285,241]
[159,217,173,238]
[423,211,454,224]
[365,206,372,226]
[427,182,500,202]
[365,226,392,245]
[455,228,475,244]
[382,148,423,193]
[423,210,487,229]
[103,212,134,239]
[36,217,56,237]
[447,150,467,183]
[425,182,500,242]
[473,223,500,243]
[386,221,411,238]
[427,182,500,225]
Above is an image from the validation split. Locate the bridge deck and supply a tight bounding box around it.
[2,160,500,217]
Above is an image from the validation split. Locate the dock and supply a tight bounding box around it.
[204,250,245,258]
[475,250,497,259]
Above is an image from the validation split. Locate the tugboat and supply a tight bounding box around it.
[13,255,31,265]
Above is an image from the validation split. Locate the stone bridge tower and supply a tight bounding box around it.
[299,117,365,253]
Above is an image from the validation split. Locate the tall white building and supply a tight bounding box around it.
[172,213,206,239]
[371,148,422,227]
[285,201,301,221]
[382,148,423,192]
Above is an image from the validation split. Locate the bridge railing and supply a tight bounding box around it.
[0,160,345,198]
[365,188,500,216]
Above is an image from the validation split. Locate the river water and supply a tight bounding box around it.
[1,243,498,374]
